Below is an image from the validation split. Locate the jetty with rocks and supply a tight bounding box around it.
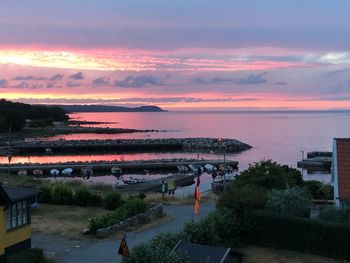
[2,137,252,155]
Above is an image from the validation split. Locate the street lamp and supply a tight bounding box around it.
[300,150,304,177]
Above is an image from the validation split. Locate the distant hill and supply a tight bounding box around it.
[59,105,167,113]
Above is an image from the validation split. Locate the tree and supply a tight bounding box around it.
[265,186,312,217]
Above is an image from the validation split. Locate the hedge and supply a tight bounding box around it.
[243,210,350,260]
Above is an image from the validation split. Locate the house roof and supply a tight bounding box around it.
[173,241,231,263]
[0,185,40,205]
[335,138,350,201]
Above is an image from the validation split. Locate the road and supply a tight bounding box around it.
[32,203,215,263]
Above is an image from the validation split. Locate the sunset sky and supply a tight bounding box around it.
[1,0,350,110]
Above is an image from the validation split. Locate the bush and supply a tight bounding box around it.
[183,208,241,247]
[217,184,267,214]
[88,197,147,234]
[7,248,45,263]
[265,186,312,217]
[122,232,188,263]
[318,206,350,223]
[124,197,147,217]
[304,180,333,200]
[51,182,74,205]
[38,185,51,203]
[234,160,303,190]
[243,210,350,260]
[103,191,123,210]
[74,187,102,206]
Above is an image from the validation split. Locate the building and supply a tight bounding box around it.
[172,240,242,263]
[0,185,40,262]
[332,138,350,208]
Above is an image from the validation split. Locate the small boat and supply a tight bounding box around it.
[17,169,27,176]
[204,164,217,173]
[111,166,122,177]
[177,165,189,174]
[81,167,93,178]
[122,177,148,185]
[50,169,60,177]
[188,164,204,175]
[62,168,73,176]
[33,169,44,176]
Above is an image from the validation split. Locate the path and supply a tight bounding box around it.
[32,203,215,263]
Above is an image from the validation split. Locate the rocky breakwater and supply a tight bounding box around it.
[5,137,252,155]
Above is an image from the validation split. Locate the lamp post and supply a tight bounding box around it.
[300,150,304,177]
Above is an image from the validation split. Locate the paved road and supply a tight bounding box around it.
[32,203,215,263]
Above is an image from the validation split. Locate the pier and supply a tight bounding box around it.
[0,159,239,175]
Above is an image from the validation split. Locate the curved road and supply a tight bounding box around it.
[32,203,215,263]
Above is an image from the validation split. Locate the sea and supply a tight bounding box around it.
[3,111,350,193]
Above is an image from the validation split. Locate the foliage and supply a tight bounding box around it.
[183,208,241,247]
[38,185,52,203]
[318,206,350,223]
[0,108,26,131]
[74,186,102,206]
[103,191,123,210]
[88,197,147,234]
[243,210,350,260]
[217,184,267,213]
[29,118,55,128]
[0,99,68,131]
[303,180,333,200]
[124,196,147,217]
[122,232,189,263]
[234,160,303,190]
[265,186,312,217]
[50,182,74,205]
[7,248,47,263]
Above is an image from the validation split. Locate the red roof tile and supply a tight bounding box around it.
[336,139,350,200]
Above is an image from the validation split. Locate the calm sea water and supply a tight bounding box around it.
[4,111,350,184]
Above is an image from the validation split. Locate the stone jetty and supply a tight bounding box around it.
[0,158,239,175]
[3,137,252,155]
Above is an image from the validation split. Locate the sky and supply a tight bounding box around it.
[1,0,350,110]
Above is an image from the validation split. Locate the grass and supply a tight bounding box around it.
[31,203,172,240]
[31,204,108,239]
[238,246,344,263]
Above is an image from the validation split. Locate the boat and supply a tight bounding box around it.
[17,169,27,176]
[81,167,93,178]
[177,165,189,174]
[204,164,217,173]
[33,169,44,176]
[62,168,73,176]
[188,164,204,175]
[50,169,60,177]
[122,177,148,185]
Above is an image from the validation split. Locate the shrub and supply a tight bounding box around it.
[183,208,241,247]
[124,197,147,217]
[217,184,267,213]
[122,232,189,263]
[265,186,312,217]
[88,197,147,234]
[304,180,333,200]
[51,182,73,205]
[243,210,350,260]
[38,185,51,203]
[318,206,350,223]
[103,191,123,210]
[74,187,102,206]
[7,248,45,263]
[234,160,303,190]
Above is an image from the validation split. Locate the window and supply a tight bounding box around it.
[6,200,29,230]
